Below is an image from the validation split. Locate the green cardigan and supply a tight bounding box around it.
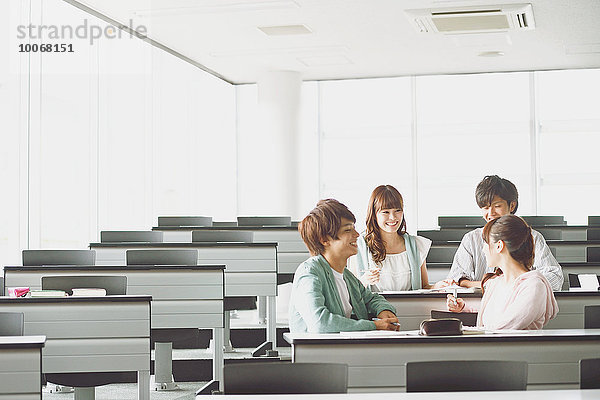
[288,254,397,333]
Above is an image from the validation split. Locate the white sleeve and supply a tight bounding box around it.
[447,231,477,281]
[415,235,432,266]
[531,230,564,291]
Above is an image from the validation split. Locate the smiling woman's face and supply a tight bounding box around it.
[376,208,403,234]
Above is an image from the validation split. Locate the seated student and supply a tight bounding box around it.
[447,214,558,330]
[289,198,400,333]
[349,185,452,291]
[447,175,563,290]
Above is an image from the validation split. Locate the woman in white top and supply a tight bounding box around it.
[447,214,558,330]
[349,185,450,291]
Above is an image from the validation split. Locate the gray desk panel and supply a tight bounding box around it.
[425,261,600,290]
[91,245,277,272]
[43,338,148,372]
[286,330,600,391]
[0,297,150,399]
[278,253,309,274]
[153,314,223,329]
[128,285,223,299]
[0,348,41,397]
[154,227,308,271]
[225,273,277,297]
[384,291,600,330]
[29,320,149,339]
[88,242,278,346]
[0,302,149,329]
[4,268,225,326]
[151,300,222,315]
[179,390,600,399]
[0,374,40,398]
[428,240,600,263]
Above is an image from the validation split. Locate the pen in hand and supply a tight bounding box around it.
[451,287,458,306]
[372,318,400,326]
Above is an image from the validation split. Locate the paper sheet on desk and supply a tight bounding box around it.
[340,330,420,337]
[462,326,529,335]
[379,286,478,295]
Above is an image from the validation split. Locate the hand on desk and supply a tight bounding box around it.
[377,310,396,319]
[447,294,465,313]
[373,316,400,331]
[432,279,456,289]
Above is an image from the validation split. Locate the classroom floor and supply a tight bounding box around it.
[41,309,292,399]
[43,381,200,400]
[41,347,292,400]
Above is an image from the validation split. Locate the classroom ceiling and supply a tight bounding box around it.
[68,0,600,84]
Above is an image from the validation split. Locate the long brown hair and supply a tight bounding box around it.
[480,214,535,290]
[365,185,406,264]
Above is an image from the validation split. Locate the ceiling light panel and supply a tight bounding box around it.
[258,25,312,36]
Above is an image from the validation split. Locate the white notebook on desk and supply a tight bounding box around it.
[72,288,107,297]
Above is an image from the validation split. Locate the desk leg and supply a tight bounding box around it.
[213,327,224,390]
[257,296,267,325]
[137,369,150,400]
[267,295,276,346]
[223,310,235,352]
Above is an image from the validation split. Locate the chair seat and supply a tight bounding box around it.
[406,360,527,392]
[45,372,132,387]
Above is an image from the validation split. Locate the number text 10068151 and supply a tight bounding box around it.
[18,43,74,53]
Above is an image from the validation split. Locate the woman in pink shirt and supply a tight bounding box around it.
[447,214,558,330]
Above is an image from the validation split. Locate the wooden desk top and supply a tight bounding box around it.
[0,336,46,349]
[284,328,600,345]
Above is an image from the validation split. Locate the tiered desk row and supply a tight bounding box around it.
[3,215,600,397]
[0,296,151,400]
[420,215,600,288]
[3,264,225,386]
[283,329,600,392]
[0,336,45,400]
[383,291,600,330]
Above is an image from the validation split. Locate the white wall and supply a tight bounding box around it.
[1,0,236,267]
[3,0,599,269]
[237,70,600,231]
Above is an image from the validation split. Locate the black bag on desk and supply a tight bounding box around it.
[419,318,463,336]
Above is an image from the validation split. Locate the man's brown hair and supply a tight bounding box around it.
[299,199,356,256]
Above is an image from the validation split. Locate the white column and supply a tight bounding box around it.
[238,71,301,217]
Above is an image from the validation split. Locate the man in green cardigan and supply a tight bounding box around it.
[289,198,400,333]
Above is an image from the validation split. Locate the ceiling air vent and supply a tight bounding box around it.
[405,4,535,34]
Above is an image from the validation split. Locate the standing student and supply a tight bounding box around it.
[447,214,558,330]
[447,175,563,290]
[349,185,451,291]
[288,199,400,333]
